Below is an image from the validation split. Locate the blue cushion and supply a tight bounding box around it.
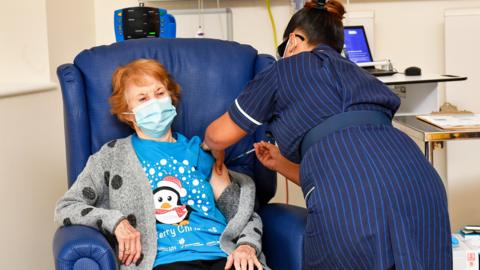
[260,203,307,270]
[53,225,117,270]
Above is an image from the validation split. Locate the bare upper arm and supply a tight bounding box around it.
[209,163,231,200]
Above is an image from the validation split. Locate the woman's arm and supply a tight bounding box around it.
[54,156,125,232]
[254,141,301,185]
[54,154,141,266]
[215,171,264,270]
[209,163,231,200]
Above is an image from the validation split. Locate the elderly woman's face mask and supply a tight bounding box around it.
[123,76,177,138]
[132,97,177,138]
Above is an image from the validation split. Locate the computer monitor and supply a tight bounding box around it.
[343,25,374,64]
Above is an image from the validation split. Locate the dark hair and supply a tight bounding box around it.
[283,0,346,53]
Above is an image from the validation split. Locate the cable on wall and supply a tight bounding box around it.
[196,0,205,37]
[266,0,279,48]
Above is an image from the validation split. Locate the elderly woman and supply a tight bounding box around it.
[55,59,268,270]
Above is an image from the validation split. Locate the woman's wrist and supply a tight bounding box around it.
[236,242,258,255]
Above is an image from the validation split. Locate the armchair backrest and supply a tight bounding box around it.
[57,38,276,205]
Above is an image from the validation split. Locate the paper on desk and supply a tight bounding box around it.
[416,114,480,130]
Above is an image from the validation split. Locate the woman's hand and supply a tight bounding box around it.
[254,141,283,171]
[225,244,263,270]
[114,219,142,266]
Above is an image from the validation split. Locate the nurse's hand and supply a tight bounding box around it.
[254,141,282,171]
[201,142,225,174]
[254,141,301,185]
[225,244,263,270]
[211,149,225,174]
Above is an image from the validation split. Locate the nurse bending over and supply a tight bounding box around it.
[203,0,452,269]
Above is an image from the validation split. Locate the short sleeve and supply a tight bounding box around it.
[228,65,278,134]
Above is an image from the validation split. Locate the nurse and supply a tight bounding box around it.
[202,0,452,269]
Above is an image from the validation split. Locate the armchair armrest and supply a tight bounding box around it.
[259,203,307,270]
[57,64,91,188]
[53,225,118,270]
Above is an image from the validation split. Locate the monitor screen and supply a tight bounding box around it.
[122,7,160,40]
[343,26,373,63]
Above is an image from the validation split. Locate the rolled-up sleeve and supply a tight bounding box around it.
[228,65,278,134]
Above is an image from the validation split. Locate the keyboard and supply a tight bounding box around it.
[364,67,397,77]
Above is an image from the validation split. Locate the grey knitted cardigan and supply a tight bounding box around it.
[54,136,270,270]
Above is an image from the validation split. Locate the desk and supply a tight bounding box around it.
[393,115,480,164]
[379,74,466,86]
[377,74,467,116]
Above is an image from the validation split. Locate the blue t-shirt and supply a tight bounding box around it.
[131,133,227,266]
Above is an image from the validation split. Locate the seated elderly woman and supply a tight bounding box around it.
[54,59,269,270]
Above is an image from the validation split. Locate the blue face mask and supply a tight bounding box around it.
[133,97,177,138]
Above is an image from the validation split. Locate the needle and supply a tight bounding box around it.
[229,131,274,162]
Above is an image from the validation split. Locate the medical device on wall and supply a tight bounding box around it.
[114,5,176,42]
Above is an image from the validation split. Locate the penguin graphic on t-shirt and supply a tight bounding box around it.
[153,176,192,226]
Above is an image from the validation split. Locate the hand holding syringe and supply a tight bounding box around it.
[229,131,274,162]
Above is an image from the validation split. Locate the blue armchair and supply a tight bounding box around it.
[53,38,307,270]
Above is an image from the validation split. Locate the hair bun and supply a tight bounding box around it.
[304,0,345,21]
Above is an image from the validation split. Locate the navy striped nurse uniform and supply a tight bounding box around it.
[227,45,452,269]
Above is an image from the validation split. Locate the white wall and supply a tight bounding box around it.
[47,0,96,80]
[0,1,56,269]
[0,1,50,84]
[3,1,480,268]
[0,0,95,269]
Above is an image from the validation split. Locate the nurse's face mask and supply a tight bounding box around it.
[277,33,306,59]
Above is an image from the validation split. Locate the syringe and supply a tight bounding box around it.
[229,131,274,162]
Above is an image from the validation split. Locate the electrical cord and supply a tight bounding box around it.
[266,0,279,48]
[196,0,205,37]
[285,177,290,204]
